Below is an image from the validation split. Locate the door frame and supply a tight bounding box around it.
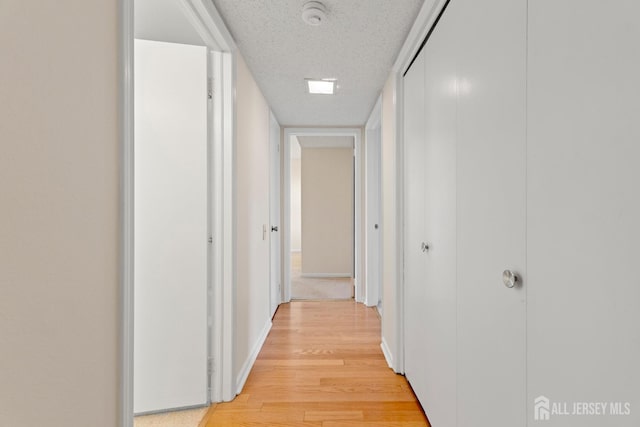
[282,128,364,303]
[121,1,237,425]
[364,96,382,309]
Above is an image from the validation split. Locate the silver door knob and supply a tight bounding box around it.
[502,270,519,288]
[421,242,429,253]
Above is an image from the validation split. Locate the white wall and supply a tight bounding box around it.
[300,146,354,276]
[234,54,272,392]
[526,2,640,424]
[0,2,119,426]
[290,148,302,252]
[380,75,399,371]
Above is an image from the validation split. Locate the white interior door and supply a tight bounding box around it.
[269,112,281,317]
[134,39,208,414]
[454,0,527,425]
[365,127,382,309]
[527,2,640,425]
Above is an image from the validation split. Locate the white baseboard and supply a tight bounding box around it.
[235,320,272,394]
[301,273,352,278]
[381,337,394,371]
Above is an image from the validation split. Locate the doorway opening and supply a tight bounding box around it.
[283,128,364,303]
[122,1,236,426]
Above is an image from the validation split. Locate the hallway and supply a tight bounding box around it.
[202,301,429,426]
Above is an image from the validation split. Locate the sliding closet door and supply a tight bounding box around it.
[403,6,458,425]
[454,0,527,425]
[527,2,640,425]
[421,6,458,426]
[403,48,427,405]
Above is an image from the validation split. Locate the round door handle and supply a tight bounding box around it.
[502,270,519,288]
[421,242,429,253]
[271,226,278,232]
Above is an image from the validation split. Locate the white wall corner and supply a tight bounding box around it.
[365,95,382,131]
[235,320,272,395]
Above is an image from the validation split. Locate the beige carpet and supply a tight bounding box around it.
[134,407,209,427]
[291,252,353,300]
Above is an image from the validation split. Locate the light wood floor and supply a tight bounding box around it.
[202,301,429,426]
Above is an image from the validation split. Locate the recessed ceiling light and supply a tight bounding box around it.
[306,78,336,95]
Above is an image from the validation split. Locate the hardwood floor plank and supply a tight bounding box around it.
[203,301,429,426]
[323,422,427,427]
[304,410,363,422]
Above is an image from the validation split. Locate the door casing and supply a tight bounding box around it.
[282,128,364,303]
[120,1,238,425]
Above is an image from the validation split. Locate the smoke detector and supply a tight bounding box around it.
[302,1,327,26]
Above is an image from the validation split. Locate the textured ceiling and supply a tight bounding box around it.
[212,0,424,126]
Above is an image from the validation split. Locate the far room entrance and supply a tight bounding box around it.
[283,128,363,302]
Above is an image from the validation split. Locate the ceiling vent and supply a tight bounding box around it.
[302,1,327,26]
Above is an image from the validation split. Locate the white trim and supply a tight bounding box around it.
[392,0,448,74]
[298,138,354,149]
[122,0,238,421]
[364,95,382,308]
[301,273,352,278]
[210,50,237,403]
[175,0,221,50]
[235,320,272,394]
[220,51,237,402]
[365,96,382,131]
[380,337,394,371]
[354,131,364,303]
[180,0,236,52]
[393,72,405,374]
[120,0,134,425]
[283,128,364,304]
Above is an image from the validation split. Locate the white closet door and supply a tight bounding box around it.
[454,0,527,425]
[134,39,208,414]
[527,2,640,425]
[403,47,427,405]
[421,6,458,425]
[403,7,458,424]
